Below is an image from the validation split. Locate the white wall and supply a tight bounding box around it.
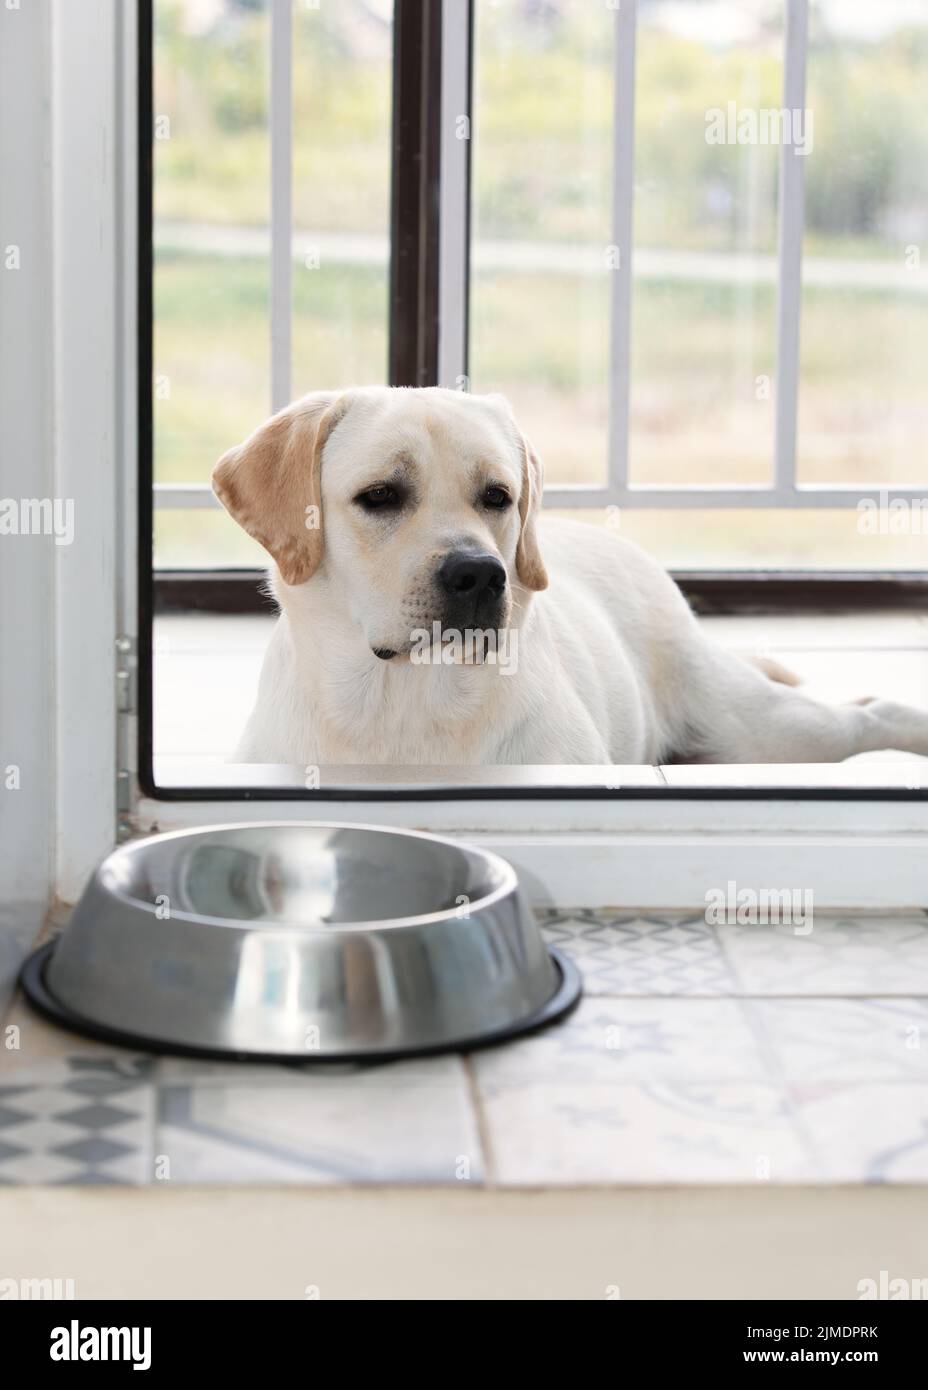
[50,0,122,899]
[0,0,56,1007]
[0,1,124,1009]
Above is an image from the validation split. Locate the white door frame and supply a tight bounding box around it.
[47,0,928,910]
[0,0,55,912]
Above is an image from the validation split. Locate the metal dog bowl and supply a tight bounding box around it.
[21,823,580,1061]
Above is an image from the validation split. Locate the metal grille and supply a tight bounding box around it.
[153,0,924,519]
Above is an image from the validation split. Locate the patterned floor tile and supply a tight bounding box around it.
[538,910,737,996]
[0,994,145,1080]
[473,996,813,1183]
[153,1055,483,1185]
[480,1078,811,1185]
[791,1082,928,1182]
[718,915,928,996]
[0,1057,155,1185]
[475,997,769,1086]
[750,999,928,1082]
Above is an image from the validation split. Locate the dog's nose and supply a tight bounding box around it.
[438,551,507,600]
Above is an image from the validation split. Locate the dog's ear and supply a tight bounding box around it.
[485,393,549,592]
[212,391,352,586]
[516,434,548,592]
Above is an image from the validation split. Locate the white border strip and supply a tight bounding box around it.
[4,1187,924,1301]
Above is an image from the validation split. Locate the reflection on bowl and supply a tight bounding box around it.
[22,823,581,1060]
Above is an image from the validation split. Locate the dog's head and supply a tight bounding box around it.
[212,387,547,660]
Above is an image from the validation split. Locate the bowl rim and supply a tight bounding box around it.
[93,820,521,933]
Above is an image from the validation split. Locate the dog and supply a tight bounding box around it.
[212,386,928,766]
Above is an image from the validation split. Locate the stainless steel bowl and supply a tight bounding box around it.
[21,822,580,1061]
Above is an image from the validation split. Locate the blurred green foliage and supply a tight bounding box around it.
[155,0,928,254]
[153,0,928,566]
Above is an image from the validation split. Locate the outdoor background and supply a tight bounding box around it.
[153,0,928,569]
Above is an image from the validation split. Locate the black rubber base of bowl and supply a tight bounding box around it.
[19,941,582,1065]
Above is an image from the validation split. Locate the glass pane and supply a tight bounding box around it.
[798,0,928,485]
[153,0,392,566]
[154,0,270,498]
[291,0,392,391]
[605,507,928,570]
[469,0,614,486]
[154,505,267,569]
[630,0,782,486]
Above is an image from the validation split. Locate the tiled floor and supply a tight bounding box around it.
[153,609,928,782]
[3,908,928,1187]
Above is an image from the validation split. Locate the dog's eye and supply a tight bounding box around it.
[481,485,512,510]
[355,484,402,511]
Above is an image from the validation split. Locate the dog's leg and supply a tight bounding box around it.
[672,644,928,763]
[745,653,802,687]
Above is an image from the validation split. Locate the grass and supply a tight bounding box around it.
[153,250,928,568]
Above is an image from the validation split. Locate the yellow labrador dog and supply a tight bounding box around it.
[213,386,928,766]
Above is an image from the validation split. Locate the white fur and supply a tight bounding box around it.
[224,388,928,766]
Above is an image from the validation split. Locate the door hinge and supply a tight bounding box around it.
[115,633,136,714]
[115,634,137,839]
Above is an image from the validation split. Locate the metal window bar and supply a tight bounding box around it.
[389,0,443,386]
[153,0,927,516]
[436,0,471,390]
[270,0,292,414]
[772,0,808,498]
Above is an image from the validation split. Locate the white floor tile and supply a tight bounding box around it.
[155,1056,484,1185]
[792,1082,928,1182]
[718,915,928,996]
[750,998,928,1082]
[479,1079,812,1185]
[472,997,815,1184]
